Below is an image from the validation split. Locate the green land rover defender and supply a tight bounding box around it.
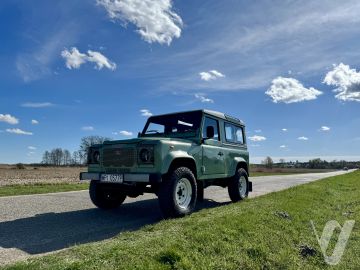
[80,110,252,218]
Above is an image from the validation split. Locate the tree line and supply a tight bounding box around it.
[260,156,360,170]
[41,136,110,166]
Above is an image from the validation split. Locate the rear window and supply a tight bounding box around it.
[225,123,245,144]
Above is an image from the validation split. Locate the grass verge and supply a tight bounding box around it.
[0,182,89,197]
[3,171,360,269]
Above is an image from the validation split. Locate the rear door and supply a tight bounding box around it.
[201,116,226,175]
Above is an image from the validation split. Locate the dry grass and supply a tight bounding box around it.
[0,165,85,187]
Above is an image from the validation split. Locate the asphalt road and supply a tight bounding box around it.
[0,170,352,265]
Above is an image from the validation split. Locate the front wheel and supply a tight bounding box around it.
[228,168,249,202]
[89,180,126,209]
[158,167,197,218]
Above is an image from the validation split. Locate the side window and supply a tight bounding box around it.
[235,127,244,144]
[225,123,244,144]
[202,117,220,140]
[225,123,234,142]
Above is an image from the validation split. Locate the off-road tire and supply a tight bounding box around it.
[158,167,197,218]
[89,180,126,209]
[228,168,249,202]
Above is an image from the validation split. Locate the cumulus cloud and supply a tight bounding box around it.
[323,63,360,102]
[0,114,19,125]
[21,102,54,108]
[28,146,37,150]
[254,129,262,133]
[282,128,288,132]
[6,128,33,135]
[248,135,266,142]
[31,119,39,125]
[298,136,309,141]
[199,70,225,81]
[82,126,94,131]
[140,109,153,117]
[320,126,330,131]
[280,145,287,148]
[194,94,214,103]
[97,0,183,45]
[118,130,133,136]
[266,77,322,103]
[61,47,116,70]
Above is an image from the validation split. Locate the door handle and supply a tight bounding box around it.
[218,152,224,156]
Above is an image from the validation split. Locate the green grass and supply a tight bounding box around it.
[3,171,360,269]
[0,182,89,197]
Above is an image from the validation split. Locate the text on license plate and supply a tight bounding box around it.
[101,174,123,183]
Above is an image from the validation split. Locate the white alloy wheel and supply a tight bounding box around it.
[175,178,193,209]
[239,175,247,198]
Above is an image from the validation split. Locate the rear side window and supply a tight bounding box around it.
[202,117,220,140]
[225,123,244,144]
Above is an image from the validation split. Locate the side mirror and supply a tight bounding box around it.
[206,126,214,139]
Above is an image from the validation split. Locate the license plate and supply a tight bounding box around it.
[100,174,123,183]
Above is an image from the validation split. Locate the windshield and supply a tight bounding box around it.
[142,111,202,138]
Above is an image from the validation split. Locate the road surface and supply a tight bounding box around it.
[0,170,352,265]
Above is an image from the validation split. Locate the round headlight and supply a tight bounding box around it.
[139,148,150,162]
[93,151,100,163]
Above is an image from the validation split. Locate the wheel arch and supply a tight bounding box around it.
[166,157,197,179]
[234,158,249,177]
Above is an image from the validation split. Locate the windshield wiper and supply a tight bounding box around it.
[146,130,160,134]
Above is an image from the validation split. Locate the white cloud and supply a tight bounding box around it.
[21,102,54,108]
[28,146,37,150]
[6,128,33,135]
[97,0,183,45]
[31,119,39,125]
[248,135,266,142]
[320,126,330,132]
[266,77,322,103]
[323,63,360,102]
[199,70,225,81]
[61,47,87,69]
[282,128,288,132]
[254,129,262,133]
[280,145,287,148]
[194,94,214,103]
[0,114,19,125]
[140,109,153,117]
[82,126,94,131]
[298,136,309,141]
[61,47,116,70]
[118,130,133,136]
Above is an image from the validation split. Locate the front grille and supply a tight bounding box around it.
[102,148,136,167]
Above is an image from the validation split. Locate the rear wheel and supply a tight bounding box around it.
[158,167,197,218]
[228,168,249,202]
[89,180,126,209]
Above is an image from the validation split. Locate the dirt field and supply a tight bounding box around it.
[0,165,85,186]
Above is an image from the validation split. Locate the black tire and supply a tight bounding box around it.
[228,168,249,202]
[89,180,126,209]
[158,167,197,218]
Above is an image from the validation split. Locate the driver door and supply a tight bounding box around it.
[201,117,225,175]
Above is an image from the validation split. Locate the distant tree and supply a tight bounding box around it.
[279,158,286,168]
[72,151,80,165]
[63,149,72,165]
[42,151,50,165]
[262,156,274,169]
[79,136,110,158]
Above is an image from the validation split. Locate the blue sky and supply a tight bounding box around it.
[1,0,360,164]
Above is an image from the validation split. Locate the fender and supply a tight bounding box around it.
[161,150,197,175]
[230,156,249,177]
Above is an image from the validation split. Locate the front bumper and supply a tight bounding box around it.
[80,172,162,183]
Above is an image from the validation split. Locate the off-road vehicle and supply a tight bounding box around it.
[80,110,252,218]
